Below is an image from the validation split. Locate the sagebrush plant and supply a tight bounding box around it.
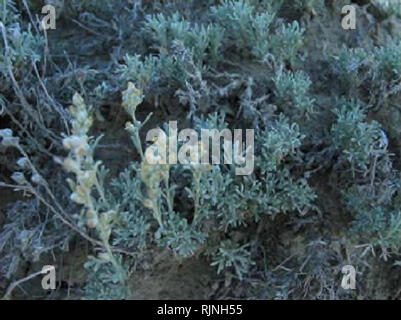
[1,0,401,300]
[330,46,370,94]
[374,40,401,83]
[273,70,315,118]
[331,99,384,172]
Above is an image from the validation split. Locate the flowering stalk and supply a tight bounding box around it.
[122,82,152,160]
[60,93,127,286]
[140,148,170,228]
[122,82,174,227]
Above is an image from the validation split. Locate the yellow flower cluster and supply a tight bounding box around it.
[61,93,99,228]
[141,143,169,212]
[68,93,93,136]
[122,82,144,117]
